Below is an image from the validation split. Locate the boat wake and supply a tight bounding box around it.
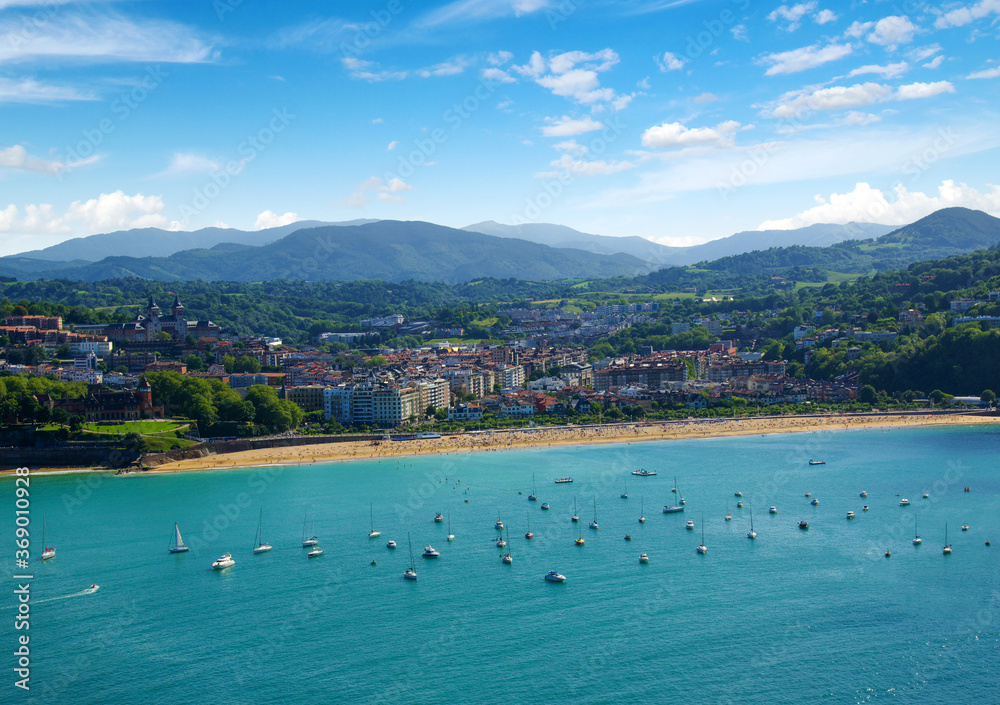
[2,585,100,608]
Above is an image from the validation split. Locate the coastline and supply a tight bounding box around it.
[133,412,999,475]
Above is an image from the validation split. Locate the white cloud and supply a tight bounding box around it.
[731,24,748,41]
[867,16,918,49]
[416,56,473,77]
[759,43,853,75]
[0,14,217,64]
[417,0,550,28]
[536,153,635,178]
[553,139,588,156]
[341,57,408,82]
[815,9,838,24]
[843,111,882,126]
[0,77,94,104]
[845,20,874,38]
[846,62,909,79]
[757,180,1000,229]
[255,210,300,229]
[541,115,603,137]
[934,0,1000,28]
[481,67,516,83]
[341,176,413,208]
[1,191,181,238]
[693,92,719,104]
[896,80,954,99]
[371,117,384,124]
[907,44,942,62]
[767,2,818,31]
[923,55,945,69]
[656,51,685,72]
[152,153,221,179]
[514,48,623,106]
[0,144,94,175]
[637,76,651,89]
[488,50,513,66]
[386,141,399,151]
[641,120,741,149]
[967,64,1000,79]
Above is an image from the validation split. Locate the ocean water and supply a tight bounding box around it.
[4,424,999,705]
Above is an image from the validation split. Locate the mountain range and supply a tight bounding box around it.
[0,208,997,284]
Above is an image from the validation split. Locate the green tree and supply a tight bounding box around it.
[981,389,996,403]
[858,384,878,404]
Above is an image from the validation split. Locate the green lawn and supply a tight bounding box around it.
[81,420,187,435]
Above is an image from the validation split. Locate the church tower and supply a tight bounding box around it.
[172,294,184,318]
[146,295,160,319]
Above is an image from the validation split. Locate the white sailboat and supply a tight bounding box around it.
[253,509,272,554]
[572,497,579,523]
[447,514,454,542]
[746,505,756,540]
[696,515,708,554]
[368,503,381,539]
[621,479,629,499]
[525,509,533,540]
[40,515,56,561]
[913,517,922,545]
[302,512,318,547]
[168,522,189,554]
[943,522,952,555]
[639,496,645,524]
[663,477,684,513]
[528,473,538,502]
[404,533,418,580]
[502,528,512,564]
[589,497,599,530]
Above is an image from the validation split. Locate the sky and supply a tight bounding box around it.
[1,0,999,257]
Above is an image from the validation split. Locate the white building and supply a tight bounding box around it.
[70,340,113,356]
[496,364,525,390]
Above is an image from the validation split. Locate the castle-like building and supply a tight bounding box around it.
[102,295,221,343]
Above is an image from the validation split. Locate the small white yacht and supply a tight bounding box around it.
[541,503,550,511]
[212,553,235,570]
[496,537,506,548]
[302,536,319,547]
[387,540,397,549]
[252,510,272,554]
[495,516,504,531]
[735,492,743,498]
[639,553,649,563]
[422,545,440,558]
[899,498,910,506]
[769,506,777,514]
[860,491,868,498]
[545,571,566,582]
[685,520,695,530]
[40,516,56,561]
[434,513,444,523]
[368,503,381,538]
[847,511,855,520]
[811,498,819,506]
[502,552,512,565]
[308,547,324,558]
[725,512,732,522]
[404,568,418,580]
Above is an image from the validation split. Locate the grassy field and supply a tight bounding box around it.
[81,420,187,435]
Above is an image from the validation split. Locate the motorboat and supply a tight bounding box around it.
[544,571,566,582]
[863,505,869,511]
[798,521,809,530]
[736,501,743,508]
[847,511,855,520]
[808,459,825,465]
[541,503,550,511]
[962,523,969,531]
[212,553,235,570]
[639,553,649,563]
[624,534,632,541]
[810,498,819,506]
[769,506,777,514]
[387,540,397,549]
[422,545,440,558]
[725,512,732,522]
[632,469,656,476]
[555,477,573,484]
[685,520,695,530]
[860,491,868,498]
[923,493,929,498]
[734,492,743,498]
[308,547,324,558]
[434,513,444,522]
[899,498,910,506]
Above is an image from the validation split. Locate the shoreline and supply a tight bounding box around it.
[53,412,1000,476]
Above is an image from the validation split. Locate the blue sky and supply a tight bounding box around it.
[1,0,999,256]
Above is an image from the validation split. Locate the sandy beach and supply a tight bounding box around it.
[135,412,997,475]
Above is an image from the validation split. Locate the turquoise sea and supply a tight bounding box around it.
[4,424,999,704]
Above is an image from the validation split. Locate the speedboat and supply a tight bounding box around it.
[962,524,969,531]
[555,477,573,483]
[808,459,825,465]
[632,469,656,476]
[639,553,649,563]
[736,501,743,508]
[863,505,869,511]
[544,571,566,582]
[212,553,235,570]
[434,513,444,522]
[735,492,743,497]
[860,491,868,498]
[798,521,809,530]
[769,506,777,514]
[541,503,550,510]
[624,534,632,541]
[923,493,929,498]
[422,545,440,558]
[811,498,819,506]
[387,540,397,549]
[725,512,732,522]
[308,548,324,558]
[885,550,891,558]
[302,536,319,547]
[899,498,910,506]
[847,511,855,520]
[685,520,695,530]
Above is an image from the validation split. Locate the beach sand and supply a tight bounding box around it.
[138,412,996,475]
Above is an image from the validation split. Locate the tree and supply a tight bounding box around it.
[981,389,996,403]
[858,384,878,404]
[929,389,945,403]
[233,355,261,374]
[154,331,173,342]
[425,405,436,417]
[185,354,206,372]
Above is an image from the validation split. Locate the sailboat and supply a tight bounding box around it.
[943,522,952,555]
[575,520,585,546]
[253,509,272,554]
[746,505,756,540]
[301,512,318,547]
[572,497,579,523]
[525,509,533,540]
[168,522,189,554]
[639,496,645,524]
[663,477,684,513]
[913,517,922,545]
[589,497,599,529]
[368,503,381,539]
[40,515,55,561]
[696,515,708,554]
[502,528,512,564]
[528,473,538,502]
[447,514,454,542]
[620,479,629,499]
[404,533,418,580]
